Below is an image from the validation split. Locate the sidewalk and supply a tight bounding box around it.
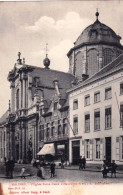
[56,164,123,174]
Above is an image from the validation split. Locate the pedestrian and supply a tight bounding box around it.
[40,161,45,179]
[5,158,10,177]
[8,157,15,179]
[61,156,64,169]
[20,167,26,179]
[37,166,42,178]
[79,156,83,170]
[111,160,117,178]
[50,161,56,178]
[101,160,108,178]
[82,156,86,169]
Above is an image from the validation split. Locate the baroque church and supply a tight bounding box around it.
[0,11,123,165]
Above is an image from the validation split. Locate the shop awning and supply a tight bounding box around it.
[37,143,55,156]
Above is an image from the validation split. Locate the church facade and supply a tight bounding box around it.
[0,52,74,163]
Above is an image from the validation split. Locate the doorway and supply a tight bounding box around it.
[72,140,80,165]
[105,137,111,163]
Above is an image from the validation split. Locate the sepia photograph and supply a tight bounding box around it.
[0,0,123,194]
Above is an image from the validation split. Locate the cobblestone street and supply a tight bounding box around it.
[0,164,123,184]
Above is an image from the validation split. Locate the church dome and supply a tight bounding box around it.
[74,18,122,48]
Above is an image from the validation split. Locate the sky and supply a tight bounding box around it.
[0,0,123,117]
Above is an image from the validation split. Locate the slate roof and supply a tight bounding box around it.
[75,19,122,47]
[28,65,74,101]
[31,66,74,89]
[67,53,123,93]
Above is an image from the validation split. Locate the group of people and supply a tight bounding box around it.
[4,156,118,180]
[101,160,118,178]
[79,156,86,170]
[37,160,56,179]
[5,158,15,179]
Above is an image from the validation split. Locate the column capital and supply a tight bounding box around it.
[22,73,28,80]
[10,81,15,89]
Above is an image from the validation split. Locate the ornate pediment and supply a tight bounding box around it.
[8,66,18,81]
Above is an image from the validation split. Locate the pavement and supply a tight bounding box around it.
[0,163,123,183]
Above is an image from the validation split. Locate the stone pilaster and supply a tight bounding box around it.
[10,81,15,113]
[19,127,22,161]
[28,73,32,108]
[98,45,103,70]
[22,126,26,162]
[23,79,26,109]
[82,47,87,74]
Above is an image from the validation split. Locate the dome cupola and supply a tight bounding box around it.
[74,11,122,48]
[67,11,123,79]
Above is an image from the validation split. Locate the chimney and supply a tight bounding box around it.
[82,74,89,81]
[53,79,60,97]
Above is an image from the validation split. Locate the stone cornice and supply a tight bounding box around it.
[67,41,123,57]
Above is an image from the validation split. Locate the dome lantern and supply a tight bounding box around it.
[95,9,99,21]
[43,43,50,69]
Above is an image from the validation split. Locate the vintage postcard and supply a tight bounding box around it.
[0,1,123,195]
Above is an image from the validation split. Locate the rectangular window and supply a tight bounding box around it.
[85,114,90,132]
[46,123,50,137]
[94,92,100,103]
[85,95,90,106]
[39,125,44,140]
[120,104,123,127]
[51,122,55,136]
[96,139,100,159]
[120,83,123,95]
[105,87,112,100]
[73,99,78,110]
[85,140,90,159]
[94,111,100,130]
[58,120,62,135]
[105,107,112,129]
[63,118,67,135]
[73,116,78,134]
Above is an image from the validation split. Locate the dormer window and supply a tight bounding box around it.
[54,102,58,111]
[34,77,40,87]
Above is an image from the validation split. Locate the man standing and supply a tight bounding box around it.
[79,156,83,170]
[8,157,15,179]
[111,160,117,178]
[61,156,64,169]
[82,156,86,169]
[50,161,56,178]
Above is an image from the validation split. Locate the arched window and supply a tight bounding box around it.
[69,55,73,74]
[87,49,98,76]
[16,89,19,110]
[103,48,114,67]
[75,51,83,78]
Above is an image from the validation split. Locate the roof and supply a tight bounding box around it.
[29,65,74,100]
[67,53,123,93]
[75,19,122,47]
[0,110,8,125]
